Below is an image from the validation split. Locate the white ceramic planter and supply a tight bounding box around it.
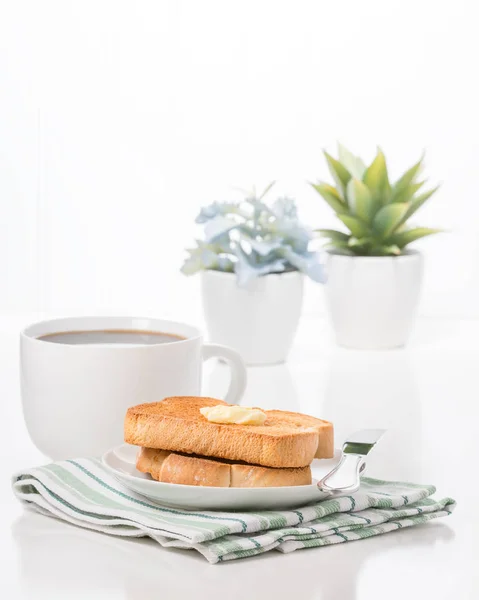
[201,270,304,365]
[325,251,424,350]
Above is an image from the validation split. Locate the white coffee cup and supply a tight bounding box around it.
[20,316,247,460]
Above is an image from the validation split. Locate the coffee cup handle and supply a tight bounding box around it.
[202,344,247,404]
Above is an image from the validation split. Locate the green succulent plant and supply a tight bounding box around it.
[311,144,442,256]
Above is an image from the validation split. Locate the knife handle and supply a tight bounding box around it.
[317,454,364,494]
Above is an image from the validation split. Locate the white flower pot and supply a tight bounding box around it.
[325,251,424,350]
[201,270,304,365]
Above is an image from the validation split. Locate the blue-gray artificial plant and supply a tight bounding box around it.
[181,183,324,286]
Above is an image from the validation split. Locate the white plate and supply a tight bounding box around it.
[101,444,343,511]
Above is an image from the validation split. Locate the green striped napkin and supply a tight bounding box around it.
[12,458,455,564]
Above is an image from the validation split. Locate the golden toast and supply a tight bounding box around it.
[125,396,333,468]
[136,447,312,488]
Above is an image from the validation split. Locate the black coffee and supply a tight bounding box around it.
[37,329,186,345]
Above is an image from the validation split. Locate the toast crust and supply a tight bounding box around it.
[266,409,334,459]
[136,447,312,488]
[125,397,333,468]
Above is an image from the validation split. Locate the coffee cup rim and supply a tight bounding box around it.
[21,316,202,347]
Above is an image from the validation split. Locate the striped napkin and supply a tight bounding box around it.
[12,457,455,564]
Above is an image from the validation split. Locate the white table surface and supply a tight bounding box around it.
[0,315,477,599]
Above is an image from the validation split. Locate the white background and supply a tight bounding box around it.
[1,0,478,322]
[0,5,477,593]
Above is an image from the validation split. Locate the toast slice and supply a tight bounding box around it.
[136,447,312,488]
[266,409,334,459]
[125,396,333,468]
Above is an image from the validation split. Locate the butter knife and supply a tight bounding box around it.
[317,429,386,494]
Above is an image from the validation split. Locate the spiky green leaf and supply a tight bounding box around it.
[323,241,354,255]
[391,155,424,201]
[375,244,401,256]
[391,180,426,204]
[363,148,391,206]
[338,143,366,180]
[316,229,350,242]
[346,178,374,221]
[401,185,440,223]
[348,236,373,247]
[337,214,370,238]
[390,227,442,248]
[324,151,351,198]
[310,182,346,213]
[372,203,409,238]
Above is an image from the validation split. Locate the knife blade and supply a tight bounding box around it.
[318,429,386,494]
[343,429,386,455]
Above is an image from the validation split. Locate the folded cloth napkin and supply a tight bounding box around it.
[12,458,455,564]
